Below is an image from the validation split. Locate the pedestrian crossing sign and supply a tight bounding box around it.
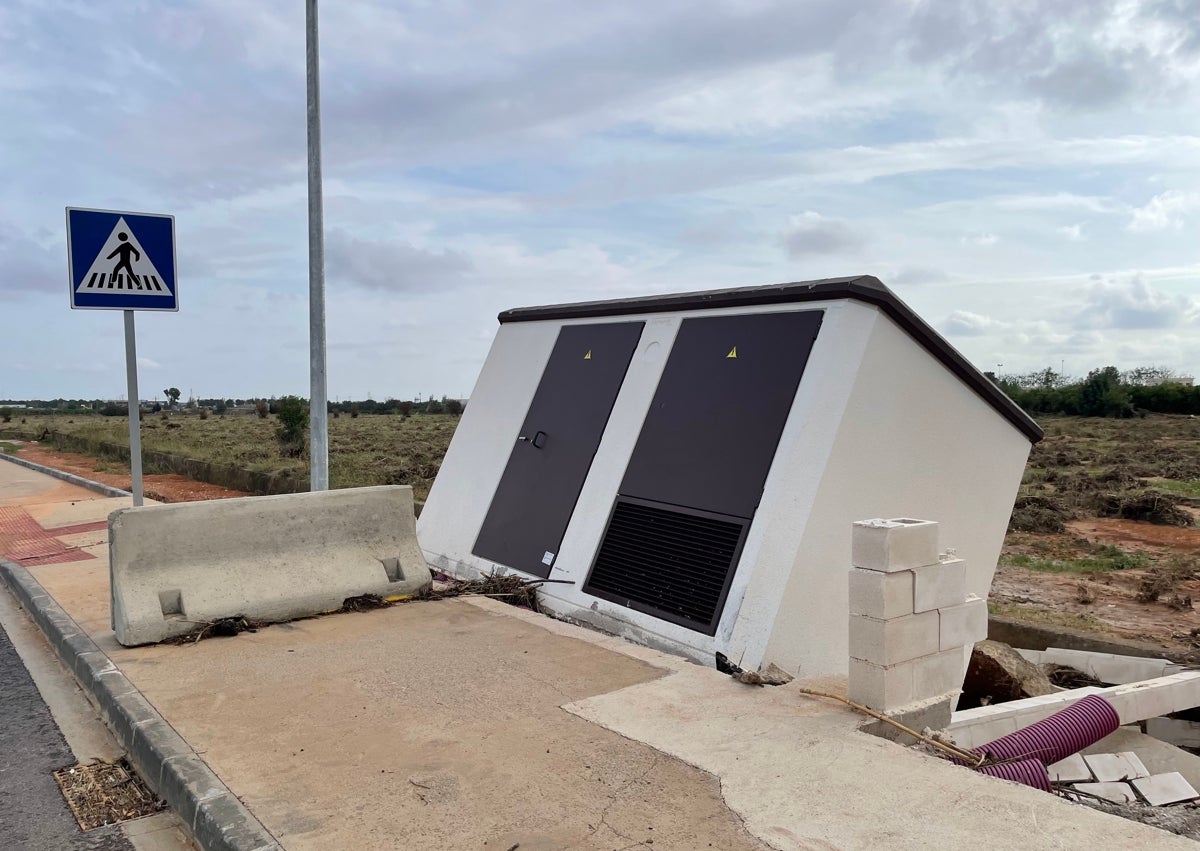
[66,207,177,311]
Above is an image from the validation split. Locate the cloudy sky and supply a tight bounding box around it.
[2,0,1198,402]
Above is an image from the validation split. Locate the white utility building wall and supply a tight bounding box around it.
[418,277,1039,677]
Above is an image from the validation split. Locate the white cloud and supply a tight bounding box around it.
[1127,190,1195,232]
[1076,274,1199,330]
[4,1,1200,398]
[943,310,1005,337]
[136,357,162,369]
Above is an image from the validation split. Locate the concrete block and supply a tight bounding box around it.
[857,694,953,744]
[1110,680,1184,722]
[110,485,433,646]
[848,567,914,619]
[1047,754,1092,784]
[1084,752,1149,782]
[849,611,939,666]
[950,687,1106,731]
[1072,782,1137,804]
[912,649,964,700]
[938,596,988,651]
[952,717,1017,751]
[1132,772,1199,806]
[851,518,939,573]
[848,656,913,712]
[912,558,967,613]
[1103,689,1142,726]
[1165,673,1200,709]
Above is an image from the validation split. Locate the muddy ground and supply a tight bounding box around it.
[5,441,249,502]
[996,415,1200,653]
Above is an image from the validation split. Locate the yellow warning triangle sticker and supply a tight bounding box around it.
[726,346,737,359]
[583,350,592,360]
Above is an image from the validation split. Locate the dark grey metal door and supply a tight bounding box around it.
[584,310,823,633]
[473,322,644,578]
[618,310,824,517]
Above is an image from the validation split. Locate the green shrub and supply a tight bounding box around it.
[274,396,308,457]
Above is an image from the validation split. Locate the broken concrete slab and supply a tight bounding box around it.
[1082,727,1200,793]
[1048,753,1093,784]
[1085,752,1150,783]
[1073,782,1138,804]
[1133,773,1199,807]
[961,639,1055,707]
[951,673,1200,749]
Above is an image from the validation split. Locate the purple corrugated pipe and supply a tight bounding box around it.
[977,758,1052,792]
[978,694,1120,766]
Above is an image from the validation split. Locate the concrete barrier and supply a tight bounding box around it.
[111,485,433,646]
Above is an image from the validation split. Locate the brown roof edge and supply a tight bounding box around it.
[497,275,1044,443]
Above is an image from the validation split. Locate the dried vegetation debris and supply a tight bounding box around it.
[161,572,555,645]
[54,759,166,831]
[1072,797,1200,841]
[418,571,551,613]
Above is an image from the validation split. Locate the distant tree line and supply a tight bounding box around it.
[0,395,466,418]
[995,366,1200,418]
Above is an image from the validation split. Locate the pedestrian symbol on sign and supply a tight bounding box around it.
[108,232,140,286]
[74,217,170,295]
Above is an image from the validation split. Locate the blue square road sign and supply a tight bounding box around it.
[66,207,177,311]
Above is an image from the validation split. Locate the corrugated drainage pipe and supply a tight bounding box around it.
[977,694,1120,766]
[977,758,1052,792]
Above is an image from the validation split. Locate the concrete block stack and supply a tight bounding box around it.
[848,518,987,713]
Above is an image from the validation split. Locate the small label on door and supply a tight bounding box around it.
[542,551,555,566]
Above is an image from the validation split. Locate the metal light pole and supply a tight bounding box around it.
[306,0,329,490]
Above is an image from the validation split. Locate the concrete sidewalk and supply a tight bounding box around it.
[1,455,1193,850]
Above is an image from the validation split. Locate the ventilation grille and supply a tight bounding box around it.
[584,498,748,634]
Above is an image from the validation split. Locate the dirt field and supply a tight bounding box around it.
[996,415,1200,652]
[2,442,249,503]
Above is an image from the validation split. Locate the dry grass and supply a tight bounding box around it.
[53,759,165,830]
[6,413,460,501]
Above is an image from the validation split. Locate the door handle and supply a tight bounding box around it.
[519,430,547,449]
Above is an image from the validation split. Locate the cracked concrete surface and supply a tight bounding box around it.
[42,565,766,850]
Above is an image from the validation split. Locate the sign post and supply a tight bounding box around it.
[123,311,143,504]
[66,207,178,507]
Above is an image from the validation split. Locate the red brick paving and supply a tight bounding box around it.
[0,505,94,566]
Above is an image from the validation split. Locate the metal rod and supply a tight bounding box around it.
[123,310,144,507]
[306,0,329,491]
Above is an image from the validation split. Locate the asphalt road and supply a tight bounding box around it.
[0,621,132,850]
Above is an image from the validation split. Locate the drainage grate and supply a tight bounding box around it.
[54,759,166,831]
[584,497,748,634]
